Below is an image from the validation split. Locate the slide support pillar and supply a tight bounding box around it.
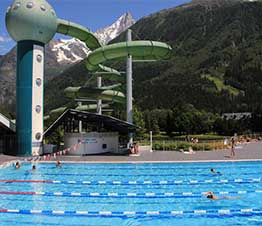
[78,101,83,132]
[97,77,102,115]
[126,29,133,147]
[16,41,44,156]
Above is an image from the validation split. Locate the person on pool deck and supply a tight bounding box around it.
[183,146,195,154]
[56,161,62,168]
[231,136,236,157]
[14,161,21,169]
[204,191,239,200]
[210,168,222,175]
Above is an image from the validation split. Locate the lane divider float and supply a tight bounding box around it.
[0,190,261,198]
[0,208,261,217]
[0,178,261,185]
[36,165,262,171]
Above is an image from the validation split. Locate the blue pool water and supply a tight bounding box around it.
[0,161,261,226]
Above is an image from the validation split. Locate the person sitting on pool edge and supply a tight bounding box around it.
[56,161,62,168]
[210,168,221,175]
[183,146,195,154]
[204,191,239,200]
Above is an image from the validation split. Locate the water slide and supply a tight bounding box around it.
[46,19,172,118]
[46,103,110,120]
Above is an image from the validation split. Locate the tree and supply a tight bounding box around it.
[133,107,146,139]
[165,111,174,136]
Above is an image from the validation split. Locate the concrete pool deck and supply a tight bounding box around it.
[0,142,261,165]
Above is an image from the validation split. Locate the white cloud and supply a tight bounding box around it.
[0,36,11,42]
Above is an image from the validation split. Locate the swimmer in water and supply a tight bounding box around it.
[204,191,239,200]
[14,161,21,169]
[24,165,36,174]
[56,161,62,168]
[210,168,221,175]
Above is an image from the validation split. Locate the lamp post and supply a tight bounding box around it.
[150,131,153,152]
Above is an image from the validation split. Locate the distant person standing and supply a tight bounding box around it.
[223,137,228,146]
[129,144,135,154]
[230,136,236,157]
[134,143,139,154]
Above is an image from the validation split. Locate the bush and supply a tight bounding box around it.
[173,134,225,141]
[152,141,225,151]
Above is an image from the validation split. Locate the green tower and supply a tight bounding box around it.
[6,0,57,156]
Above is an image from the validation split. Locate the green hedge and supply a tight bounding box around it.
[173,134,225,141]
[152,141,213,151]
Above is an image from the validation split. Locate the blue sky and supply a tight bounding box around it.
[0,0,190,55]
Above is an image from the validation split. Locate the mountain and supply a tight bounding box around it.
[0,12,135,115]
[190,0,261,7]
[190,0,236,6]
[95,12,135,44]
[45,0,262,114]
[48,12,135,64]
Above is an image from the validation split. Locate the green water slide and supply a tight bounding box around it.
[64,86,125,103]
[85,41,172,72]
[57,19,101,50]
[55,18,172,110]
[46,103,110,120]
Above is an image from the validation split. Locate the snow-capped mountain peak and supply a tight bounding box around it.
[49,38,89,63]
[49,12,135,64]
[95,12,135,44]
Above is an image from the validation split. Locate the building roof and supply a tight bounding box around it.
[0,113,15,134]
[222,112,251,120]
[44,109,137,137]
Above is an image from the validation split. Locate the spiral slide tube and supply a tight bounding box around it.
[55,18,172,111]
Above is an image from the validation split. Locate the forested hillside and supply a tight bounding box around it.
[115,0,262,113]
[46,0,262,115]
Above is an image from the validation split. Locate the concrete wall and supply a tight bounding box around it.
[65,132,119,155]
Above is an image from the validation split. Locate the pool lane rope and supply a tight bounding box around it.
[36,165,262,170]
[0,190,261,198]
[0,208,261,217]
[3,171,260,177]
[0,178,261,185]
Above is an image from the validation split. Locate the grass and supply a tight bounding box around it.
[201,74,240,96]
[138,133,227,150]
[141,133,225,142]
[152,141,227,151]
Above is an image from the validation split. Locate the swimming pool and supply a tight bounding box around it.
[0,161,261,226]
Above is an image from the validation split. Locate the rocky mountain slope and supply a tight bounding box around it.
[0,12,135,115]
[45,0,262,114]
[50,12,135,64]
[95,11,135,44]
[190,0,261,7]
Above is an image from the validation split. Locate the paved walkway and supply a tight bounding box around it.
[0,155,23,165]
[0,142,261,165]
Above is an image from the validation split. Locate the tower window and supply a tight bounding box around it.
[26,2,34,9]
